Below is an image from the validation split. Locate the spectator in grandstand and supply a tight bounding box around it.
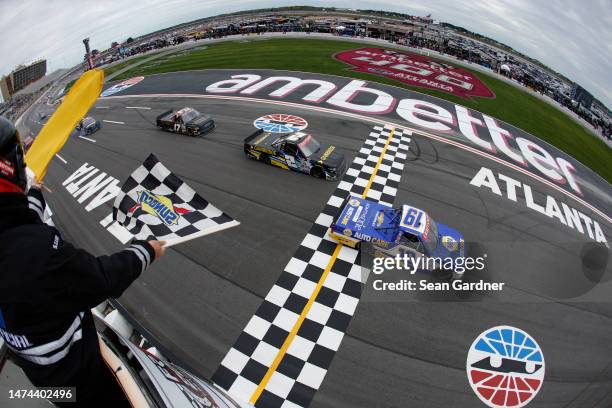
[0,115,166,407]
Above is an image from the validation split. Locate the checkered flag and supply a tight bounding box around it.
[113,154,239,246]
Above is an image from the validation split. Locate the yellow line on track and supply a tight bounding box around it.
[361,128,396,198]
[249,244,342,403]
[250,127,396,404]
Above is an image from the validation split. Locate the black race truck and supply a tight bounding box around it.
[156,107,215,137]
[76,116,101,136]
[244,129,346,180]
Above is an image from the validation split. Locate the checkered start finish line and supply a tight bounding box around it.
[213,125,411,408]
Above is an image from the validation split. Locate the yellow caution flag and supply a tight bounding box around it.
[26,69,104,180]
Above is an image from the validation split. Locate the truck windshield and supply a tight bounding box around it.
[421,219,439,254]
[180,109,200,123]
[298,135,320,157]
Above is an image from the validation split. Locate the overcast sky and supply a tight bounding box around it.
[1,0,610,107]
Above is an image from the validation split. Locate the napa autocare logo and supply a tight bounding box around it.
[129,190,190,226]
[467,326,545,407]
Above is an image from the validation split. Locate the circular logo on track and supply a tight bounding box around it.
[253,114,308,133]
[467,326,545,407]
[101,76,144,97]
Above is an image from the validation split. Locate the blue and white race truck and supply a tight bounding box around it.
[329,196,466,275]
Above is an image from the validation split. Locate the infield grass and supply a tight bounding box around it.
[106,38,611,183]
[63,79,77,93]
[104,54,159,78]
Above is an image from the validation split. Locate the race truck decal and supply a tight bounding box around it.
[244,129,346,181]
[156,107,215,137]
[329,195,466,272]
[127,190,191,226]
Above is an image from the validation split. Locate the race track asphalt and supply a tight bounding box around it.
[21,90,612,408]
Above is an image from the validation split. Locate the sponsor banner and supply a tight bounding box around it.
[101,76,144,97]
[112,154,239,246]
[334,47,494,99]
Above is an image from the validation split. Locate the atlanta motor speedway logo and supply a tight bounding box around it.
[467,326,545,407]
[101,76,144,97]
[253,113,308,133]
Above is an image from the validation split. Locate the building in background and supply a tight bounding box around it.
[0,59,47,101]
[0,79,11,103]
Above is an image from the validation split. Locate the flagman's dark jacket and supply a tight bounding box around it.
[0,188,155,387]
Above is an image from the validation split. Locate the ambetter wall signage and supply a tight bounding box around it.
[335,47,495,99]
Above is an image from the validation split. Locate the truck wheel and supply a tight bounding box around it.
[261,154,271,165]
[310,166,325,179]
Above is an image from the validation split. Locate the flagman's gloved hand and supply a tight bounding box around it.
[148,240,166,260]
[25,167,46,191]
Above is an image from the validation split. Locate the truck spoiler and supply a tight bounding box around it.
[156,109,174,121]
[244,128,264,146]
